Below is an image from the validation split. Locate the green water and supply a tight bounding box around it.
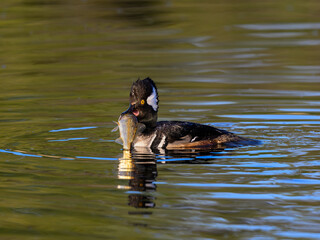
[1,0,320,239]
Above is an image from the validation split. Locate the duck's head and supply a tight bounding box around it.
[122,77,159,128]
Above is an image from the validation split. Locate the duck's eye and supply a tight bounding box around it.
[140,99,145,105]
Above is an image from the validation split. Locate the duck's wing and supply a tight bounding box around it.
[156,121,260,149]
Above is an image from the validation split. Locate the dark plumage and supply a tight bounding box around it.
[122,78,260,149]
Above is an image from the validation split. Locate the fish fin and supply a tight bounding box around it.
[111,126,119,132]
[136,123,146,134]
[111,121,119,132]
[115,138,123,145]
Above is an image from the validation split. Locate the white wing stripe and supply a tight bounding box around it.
[159,136,166,148]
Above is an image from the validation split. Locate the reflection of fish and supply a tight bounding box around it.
[112,113,145,150]
[118,151,134,181]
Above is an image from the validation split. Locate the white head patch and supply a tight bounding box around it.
[147,86,158,111]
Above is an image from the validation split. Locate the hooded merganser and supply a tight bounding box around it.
[121,77,260,149]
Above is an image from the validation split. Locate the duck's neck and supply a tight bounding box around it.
[140,114,157,129]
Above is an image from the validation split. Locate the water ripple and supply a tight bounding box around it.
[278,108,320,113]
[249,32,306,38]
[225,169,297,176]
[171,101,235,106]
[172,183,279,188]
[210,162,290,168]
[75,156,117,161]
[48,137,88,142]
[275,231,320,239]
[257,179,320,185]
[0,149,42,158]
[220,114,320,120]
[49,126,98,133]
[240,121,320,125]
[200,223,279,232]
[237,22,320,30]
[208,192,320,201]
[197,154,288,160]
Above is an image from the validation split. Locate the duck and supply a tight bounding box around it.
[121,77,260,150]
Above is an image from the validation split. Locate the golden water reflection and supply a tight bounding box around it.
[118,150,157,208]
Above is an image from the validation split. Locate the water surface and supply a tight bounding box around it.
[1,0,320,239]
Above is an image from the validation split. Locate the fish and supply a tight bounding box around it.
[112,113,145,150]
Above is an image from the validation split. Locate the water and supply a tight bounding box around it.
[1,0,320,239]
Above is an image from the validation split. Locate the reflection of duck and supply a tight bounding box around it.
[118,150,157,209]
[121,77,261,150]
[117,147,233,209]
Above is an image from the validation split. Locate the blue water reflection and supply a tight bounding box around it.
[50,126,98,132]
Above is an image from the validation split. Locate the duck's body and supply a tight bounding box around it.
[133,121,258,149]
[122,77,260,150]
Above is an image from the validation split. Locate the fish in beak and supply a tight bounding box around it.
[112,113,145,150]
